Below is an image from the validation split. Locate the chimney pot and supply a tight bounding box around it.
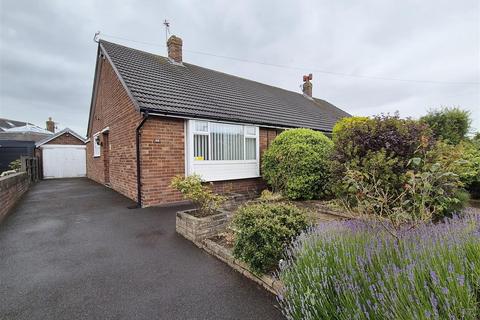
[46,117,55,133]
[167,35,183,63]
[302,74,313,97]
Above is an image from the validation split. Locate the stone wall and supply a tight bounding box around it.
[0,172,30,223]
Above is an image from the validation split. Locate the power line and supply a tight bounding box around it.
[99,33,480,86]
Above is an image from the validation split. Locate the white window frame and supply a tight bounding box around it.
[93,133,101,158]
[186,120,260,181]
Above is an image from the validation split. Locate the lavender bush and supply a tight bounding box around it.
[278,213,480,319]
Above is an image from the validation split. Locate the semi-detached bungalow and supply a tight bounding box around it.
[86,35,350,207]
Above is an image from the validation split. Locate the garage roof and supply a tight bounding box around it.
[36,128,86,147]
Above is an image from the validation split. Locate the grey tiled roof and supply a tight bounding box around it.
[100,40,350,132]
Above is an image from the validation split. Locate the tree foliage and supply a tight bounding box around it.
[420,107,471,144]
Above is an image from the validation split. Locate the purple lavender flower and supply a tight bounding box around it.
[430,271,439,286]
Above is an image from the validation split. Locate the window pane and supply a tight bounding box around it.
[194,121,208,132]
[194,134,209,160]
[210,123,244,160]
[245,138,256,160]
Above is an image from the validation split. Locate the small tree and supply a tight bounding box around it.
[420,107,471,144]
[170,174,226,216]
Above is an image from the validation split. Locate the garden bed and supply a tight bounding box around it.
[175,208,232,243]
[202,238,284,295]
[292,200,354,222]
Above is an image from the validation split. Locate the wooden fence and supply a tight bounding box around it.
[20,156,39,182]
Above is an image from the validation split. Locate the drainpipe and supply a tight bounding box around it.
[130,110,149,208]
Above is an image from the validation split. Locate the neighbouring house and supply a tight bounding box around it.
[0,118,53,173]
[35,128,86,179]
[86,35,350,207]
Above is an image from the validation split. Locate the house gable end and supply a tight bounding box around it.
[87,43,140,137]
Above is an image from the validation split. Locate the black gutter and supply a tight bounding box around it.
[130,111,149,209]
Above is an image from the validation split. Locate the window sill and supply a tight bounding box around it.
[192,160,258,165]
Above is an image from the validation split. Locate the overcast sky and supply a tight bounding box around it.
[1,0,479,136]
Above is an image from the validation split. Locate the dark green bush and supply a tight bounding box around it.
[332,114,434,178]
[232,202,309,274]
[261,128,333,200]
[332,114,468,221]
[420,107,471,144]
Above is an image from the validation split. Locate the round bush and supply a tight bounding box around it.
[232,202,309,274]
[261,128,333,200]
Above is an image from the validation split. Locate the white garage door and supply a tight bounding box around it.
[42,145,86,179]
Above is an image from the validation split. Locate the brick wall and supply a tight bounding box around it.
[45,133,84,145]
[140,117,185,206]
[0,172,30,223]
[140,121,278,206]
[86,56,142,201]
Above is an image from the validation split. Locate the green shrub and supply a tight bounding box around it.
[332,116,370,137]
[170,174,226,216]
[258,189,284,202]
[331,114,468,221]
[279,216,480,320]
[430,140,480,185]
[341,149,465,223]
[8,159,21,171]
[332,114,434,179]
[232,202,309,274]
[420,107,471,144]
[261,128,333,200]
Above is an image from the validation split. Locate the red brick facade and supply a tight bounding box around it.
[86,56,142,201]
[86,58,279,207]
[45,133,84,145]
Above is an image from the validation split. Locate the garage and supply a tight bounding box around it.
[36,128,86,179]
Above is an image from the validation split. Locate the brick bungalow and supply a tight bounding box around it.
[86,35,350,207]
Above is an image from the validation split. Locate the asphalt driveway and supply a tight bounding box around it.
[0,178,283,320]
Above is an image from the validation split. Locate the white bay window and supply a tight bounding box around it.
[187,120,260,181]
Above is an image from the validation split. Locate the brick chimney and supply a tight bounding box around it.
[302,74,313,97]
[46,117,55,133]
[167,35,183,63]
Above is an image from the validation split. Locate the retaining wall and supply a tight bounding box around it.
[0,172,30,223]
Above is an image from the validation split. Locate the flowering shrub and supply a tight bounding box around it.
[170,174,226,216]
[262,128,333,200]
[278,214,480,320]
[232,202,309,274]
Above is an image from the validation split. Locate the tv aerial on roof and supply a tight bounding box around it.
[163,19,171,43]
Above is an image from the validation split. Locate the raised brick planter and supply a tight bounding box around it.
[202,239,284,295]
[176,209,232,243]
